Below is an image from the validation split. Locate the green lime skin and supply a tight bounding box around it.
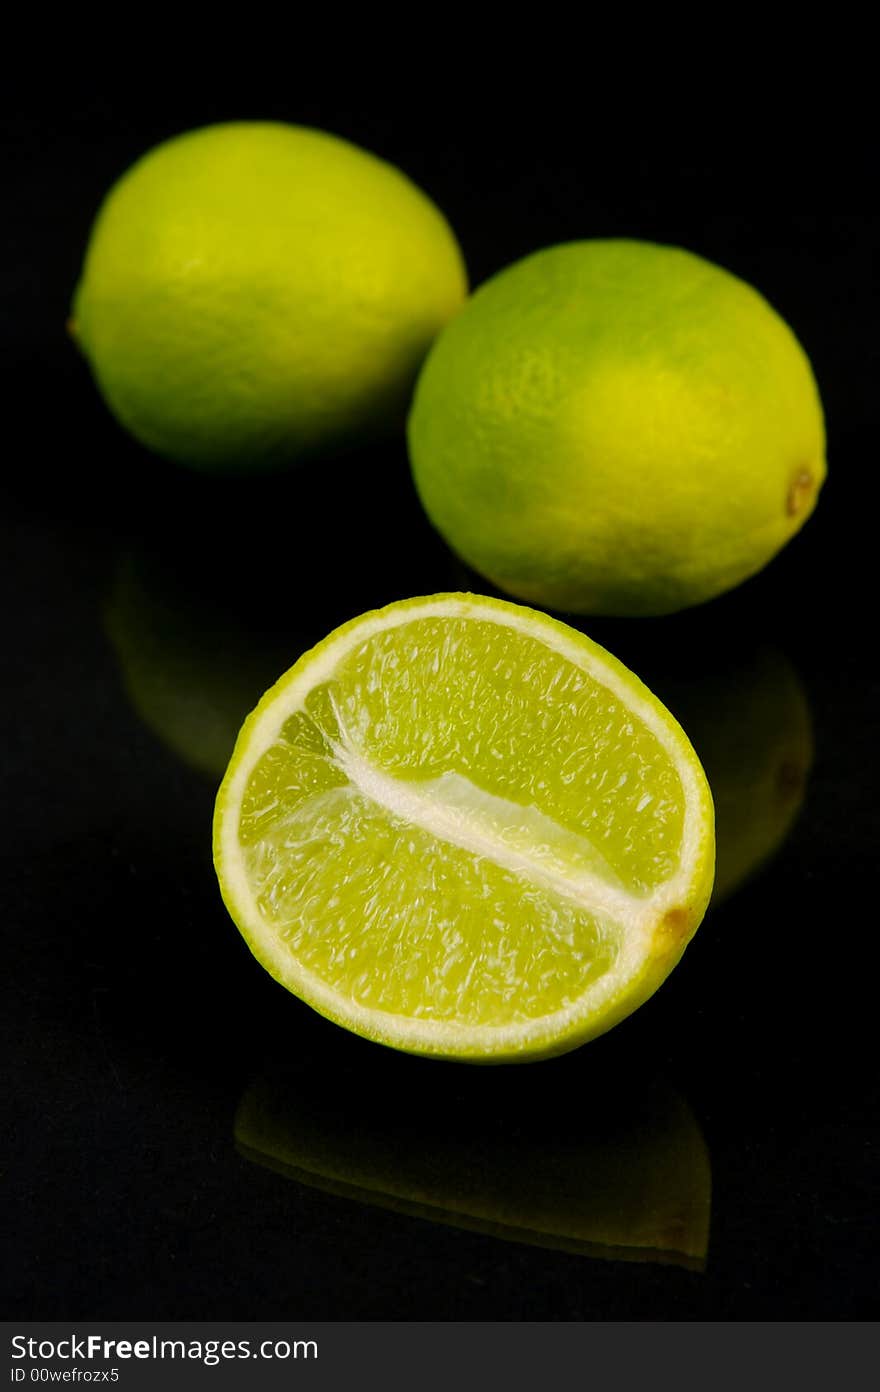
[408,239,826,616]
[72,122,467,471]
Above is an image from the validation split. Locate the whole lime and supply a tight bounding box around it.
[408,240,825,615]
[71,122,467,471]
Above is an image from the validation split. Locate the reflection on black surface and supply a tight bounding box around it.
[655,647,813,904]
[235,1061,711,1270]
[102,442,461,778]
[105,549,306,778]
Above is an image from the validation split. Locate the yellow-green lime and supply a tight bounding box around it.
[71,122,467,471]
[213,594,714,1062]
[409,239,826,615]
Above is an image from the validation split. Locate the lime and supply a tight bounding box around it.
[236,1066,711,1267]
[71,122,467,471]
[213,594,714,1061]
[409,239,826,615]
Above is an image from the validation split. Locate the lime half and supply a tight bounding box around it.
[213,595,714,1060]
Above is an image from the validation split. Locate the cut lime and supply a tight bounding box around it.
[213,594,714,1061]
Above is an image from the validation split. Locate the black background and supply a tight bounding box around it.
[3,77,878,1321]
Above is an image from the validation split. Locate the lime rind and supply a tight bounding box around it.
[213,594,714,1061]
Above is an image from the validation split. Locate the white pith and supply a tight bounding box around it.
[216,595,711,1055]
[333,747,649,927]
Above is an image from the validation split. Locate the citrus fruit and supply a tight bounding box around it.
[236,1065,711,1267]
[213,593,714,1061]
[408,239,826,616]
[71,122,467,471]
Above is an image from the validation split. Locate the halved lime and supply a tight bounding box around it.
[213,595,714,1061]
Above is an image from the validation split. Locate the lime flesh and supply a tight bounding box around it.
[213,595,714,1060]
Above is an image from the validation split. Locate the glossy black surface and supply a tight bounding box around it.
[3,95,878,1320]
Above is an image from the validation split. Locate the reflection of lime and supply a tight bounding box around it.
[105,552,302,778]
[72,122,467,471]
[661,649,813,903]
[409,240,825,615]
[236,1068,711,1268]
[214,594,714,1061]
